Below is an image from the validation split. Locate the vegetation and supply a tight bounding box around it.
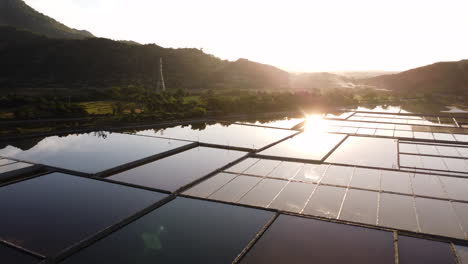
[0,0,93,39]
[1,0,467,138]
[2,86,467,137]
[78,101,115,115]
[0,26,293,91]
[0,86,358,122]
[1,95,87,119]
[3,84,468,121]
[362,60,468,95]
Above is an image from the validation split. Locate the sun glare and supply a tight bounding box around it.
[303,114,328,134]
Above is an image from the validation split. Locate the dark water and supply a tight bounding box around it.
[0,244,40,264]
[241,214,394,264]
[398,235,457,264]
[0,172,166,255]
[61,197,274,264]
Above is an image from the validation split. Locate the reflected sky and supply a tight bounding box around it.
[326,136,398,169]
[108,147,246,191]
[303,114,330,134]
[2,111,468,247]
[134,123,297,150]
[240,118,304,129]
[259,115,346,161]
[259,132,346,161]
[0,132,190,174]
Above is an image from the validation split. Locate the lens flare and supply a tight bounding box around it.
[303,114,328,134]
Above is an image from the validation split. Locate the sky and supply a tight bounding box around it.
[24,0,468,72]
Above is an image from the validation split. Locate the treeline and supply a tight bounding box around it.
[1,95,87,119]
[5,84,461,120]
[106,87,358,120]
[1,87,359,120]
[0,26,289,91]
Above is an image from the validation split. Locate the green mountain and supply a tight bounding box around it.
[0,26,294,90]
[204,59,290,90]
[0,0,93,39]
[362,60,468,94]
[0,0,354,92]
[0,26,357,91]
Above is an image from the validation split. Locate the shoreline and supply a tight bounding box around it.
[0,110,304,141]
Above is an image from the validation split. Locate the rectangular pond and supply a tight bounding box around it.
[0,172,167,256]
[133,123,298,150]
[107,146,246,192]
[60,197,274,264]
[0,132,191,175]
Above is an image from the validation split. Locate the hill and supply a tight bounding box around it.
[0,26,298,90]
[204,59,290,90]
[362,60,468,94]
[0,26,361,91]
[0,0,358,92]
[0,0,93,39]
[290,72,354,90]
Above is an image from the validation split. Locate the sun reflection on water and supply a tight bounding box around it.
[303,114,328,135]
[258,114,346,160]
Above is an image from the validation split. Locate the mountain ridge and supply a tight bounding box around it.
[2,0,467,94]
[0,0,93,39]
[362,60,468,94]
[0,26,291,90]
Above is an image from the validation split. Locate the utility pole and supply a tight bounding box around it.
[156,57,166,92]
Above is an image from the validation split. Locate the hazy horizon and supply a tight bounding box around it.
[24,0,468,72]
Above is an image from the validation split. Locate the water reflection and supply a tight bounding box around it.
[258,132,346,161]
[241,117,305,129]
[303,114,329,134]
[351,105,402,113]
[0,172,167,255]
[142,225,166,251]
[61,198,274,264]
[134,123,297,150]
[0,132,190,174]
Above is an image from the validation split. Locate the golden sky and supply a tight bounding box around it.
[25,0,468,72]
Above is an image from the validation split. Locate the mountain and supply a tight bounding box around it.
[0,0,371,92]
[362,60,468,94]
[0,26,359,91]
[290,72,354,90]
[0,0,359,92]
[0,0,93,39]
[334,71,399,79]
[204,59,290,90]
[0,26,296,90]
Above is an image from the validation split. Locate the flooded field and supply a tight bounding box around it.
[1,107,468,263]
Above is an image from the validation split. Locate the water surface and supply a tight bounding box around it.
[62,198,274,264]
[0,132,190,174]
[108,146,246,191]
[0,173,166,255]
